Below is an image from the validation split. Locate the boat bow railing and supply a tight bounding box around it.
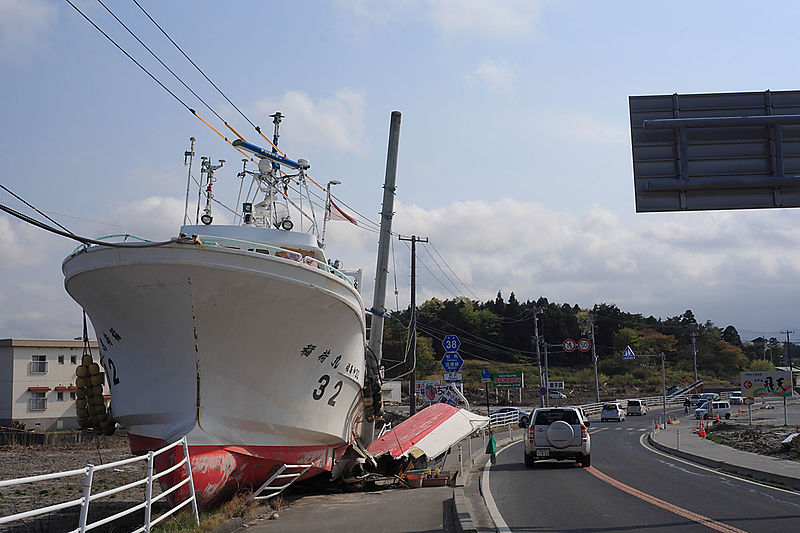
[196,235,354,286]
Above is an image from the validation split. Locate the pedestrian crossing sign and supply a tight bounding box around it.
[622,346,635,360]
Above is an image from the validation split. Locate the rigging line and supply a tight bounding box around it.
[130,0,279,150]
[0,202,192,248]
[67,0,251,161]
[96,0,233,132]
[427,240,481,301]
[65,0,194,114]
[0,184,74,235]
[420,243,466,298]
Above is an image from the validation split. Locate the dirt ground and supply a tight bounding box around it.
[0,433,172,532]
[705,422,800,461]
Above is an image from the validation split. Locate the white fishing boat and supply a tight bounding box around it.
[62,116,375,507]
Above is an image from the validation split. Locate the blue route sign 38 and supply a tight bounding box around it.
[442,335,461,351]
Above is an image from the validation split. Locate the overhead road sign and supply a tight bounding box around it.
[563,339,576,352]
[578,339,591,352]
[629,89,800,212]
[442,335,461,352]
[441,352,464,373]
[622,346,636,360]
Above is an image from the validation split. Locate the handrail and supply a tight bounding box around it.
[71,234,152,254]
[197,235,354,286]
[0,436,199,531]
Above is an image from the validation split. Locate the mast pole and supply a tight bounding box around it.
[183,137,195,225]
[361,111,401,445]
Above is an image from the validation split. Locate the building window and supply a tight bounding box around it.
[58,355,65,364]
[69,391,76,400]
[71,355,77,364]
[29,392,46,411]
[30,355,47,374]
[57,391,64,401]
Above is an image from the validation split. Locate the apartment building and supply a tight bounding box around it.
[0,339,100,432]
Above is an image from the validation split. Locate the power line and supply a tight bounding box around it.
[427,240,481,300]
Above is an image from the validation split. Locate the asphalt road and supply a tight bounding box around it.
[487,408,800,532]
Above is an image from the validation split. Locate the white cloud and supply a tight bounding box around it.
[466,60,517,92]
[112,196,188,241]
[252,90,369,158]
[322,199,800,333]
[0,0,56,62]
[0,214,60,268]
[551,113,630,144]
[426,0,545,39]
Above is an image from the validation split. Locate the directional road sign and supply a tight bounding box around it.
[442,335,461,352]
[622,346,636,360]
[443,372,462,383]
[441,351,464,373]
[578,339,591,352]
[563,339,576,352]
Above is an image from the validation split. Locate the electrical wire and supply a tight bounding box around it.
[427,240,481,301]
[0,184,74,235]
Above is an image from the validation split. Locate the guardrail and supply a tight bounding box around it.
[0,436,199,532]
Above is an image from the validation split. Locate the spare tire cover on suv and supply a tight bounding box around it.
[546,420,575,448]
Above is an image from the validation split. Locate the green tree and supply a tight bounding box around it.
[748,359,776,371]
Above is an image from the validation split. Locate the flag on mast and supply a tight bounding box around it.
[325,194,358,225]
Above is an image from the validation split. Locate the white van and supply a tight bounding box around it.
[695,400,731,420]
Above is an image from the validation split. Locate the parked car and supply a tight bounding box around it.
[688,394,704,406]
[626,399,648,416]
[601,403,625,422]
[549,391,567,399]
[490,407,531,428]
[524,407,591,468]
[695,400,731,420]
[729,392,744,405]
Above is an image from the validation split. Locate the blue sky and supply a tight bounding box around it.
[3,0,800,344]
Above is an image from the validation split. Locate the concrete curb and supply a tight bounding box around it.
[453,487,478,533]
[647,432,800,491]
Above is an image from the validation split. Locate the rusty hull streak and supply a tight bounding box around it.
[188,276,203,428]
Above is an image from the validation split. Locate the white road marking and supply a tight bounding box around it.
[639,431,800,496]
[482,441,514,532]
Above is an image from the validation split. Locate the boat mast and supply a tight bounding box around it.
[361,111,401,445]
[183,137,195,225]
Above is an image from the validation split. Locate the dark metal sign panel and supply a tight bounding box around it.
[629,90,800,212]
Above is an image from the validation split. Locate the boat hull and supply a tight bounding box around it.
[63,242,366,506]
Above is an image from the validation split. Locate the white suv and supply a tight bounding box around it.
[601,403,625,422]
[524,407,591,468]
[626,399,648,416]
[695,400,731,420]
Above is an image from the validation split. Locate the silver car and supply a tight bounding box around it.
[524,407,591,468]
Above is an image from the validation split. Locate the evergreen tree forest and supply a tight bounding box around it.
[377,293,792,389]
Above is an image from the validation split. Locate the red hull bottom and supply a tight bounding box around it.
[129,434,348,509]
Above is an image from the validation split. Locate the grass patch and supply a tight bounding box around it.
[152,492,262,532]
[705,434,725,445]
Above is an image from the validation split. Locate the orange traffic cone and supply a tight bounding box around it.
[715,413,721,422]
[667,417,672,424]
[738,406,742,414]
[674,414,680,424]
[699,425,706,438]
[654,419,659,430]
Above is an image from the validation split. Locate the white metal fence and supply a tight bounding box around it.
[0,436,199,532]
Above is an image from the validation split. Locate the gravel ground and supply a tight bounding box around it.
[0,433,171,533]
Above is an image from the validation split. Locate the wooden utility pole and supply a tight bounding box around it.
[399,234,428,416]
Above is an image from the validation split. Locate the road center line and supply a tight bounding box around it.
[585,466,748,533]
[588,427,608,435]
